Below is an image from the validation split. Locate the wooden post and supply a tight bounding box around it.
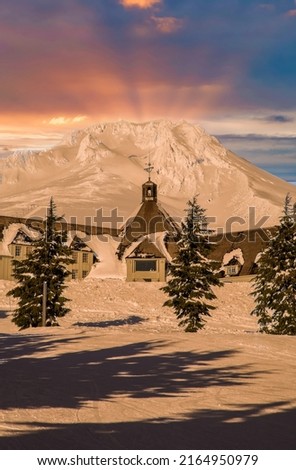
[42,281,47,327]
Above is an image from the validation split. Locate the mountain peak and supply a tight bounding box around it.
[0,119,295,229]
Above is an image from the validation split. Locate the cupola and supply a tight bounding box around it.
[142,180,157,202]
[142,160,157,202]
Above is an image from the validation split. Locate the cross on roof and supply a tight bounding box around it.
[144,161,154,180]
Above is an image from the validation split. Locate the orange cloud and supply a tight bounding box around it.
[45,116,88,126]
[151,16,184,34]
[119,0,161,9]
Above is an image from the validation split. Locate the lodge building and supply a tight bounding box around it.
[0,167,274,282]
[116,176,180,281]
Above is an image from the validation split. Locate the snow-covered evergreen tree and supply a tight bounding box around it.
[162,197,221,332]
[7,198,74,330]
[251,194,296,335]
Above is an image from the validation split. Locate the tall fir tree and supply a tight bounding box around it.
[251,194,296,334]
[162,197,221,332]
[7,198,74,329]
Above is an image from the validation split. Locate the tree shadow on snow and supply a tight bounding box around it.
[74,315,146,328]
[0,336,263,410]
[0,333,81,362]
[1,334,289,449]
[0,310,8,319]
[0,402,295,450]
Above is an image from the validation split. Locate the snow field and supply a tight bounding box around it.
[0,278,260,335]
[0,278,296,449]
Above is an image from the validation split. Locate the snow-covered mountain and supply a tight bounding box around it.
[0,119,295,230]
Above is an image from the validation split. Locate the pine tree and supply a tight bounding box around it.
[162,197,221,332]
[7,198,74,329]
[251,194,296,334]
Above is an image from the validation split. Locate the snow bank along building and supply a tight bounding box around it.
[0,175,276,282]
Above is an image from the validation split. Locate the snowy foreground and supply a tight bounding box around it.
[0,279,295,450]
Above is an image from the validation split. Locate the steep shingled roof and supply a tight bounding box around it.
[210,227,276,275]
[117,179,180,259]
[117,203,180,256]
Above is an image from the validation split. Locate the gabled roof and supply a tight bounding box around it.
[117,199,180,258]
[210,228,275,275]
[123,231,175,262]
[0,223,41,256]
[126,238,164,259]
[69,234,93,252]
[224,256,242,266]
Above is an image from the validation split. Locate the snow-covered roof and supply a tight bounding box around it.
[86,234,126,279]
[254,252,262,264]
[124,232,172,262]
[222,248,245,267]
[0,223,126,278]
[0,223,41,256]
[117,196,180,258]
[67,230,126,279]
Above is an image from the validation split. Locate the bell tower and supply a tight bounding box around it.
[142,160,157,202]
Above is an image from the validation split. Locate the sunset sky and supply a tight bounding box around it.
[1,0,296,182]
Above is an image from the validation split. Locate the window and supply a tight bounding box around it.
[72,252,78,263]
[26,246,33,256]
[227,265,238,275]
[135,260,157,272]
[82,252,88,263]
[72,269,78,279]
[82,270,88,279]
[15,245,21,257]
